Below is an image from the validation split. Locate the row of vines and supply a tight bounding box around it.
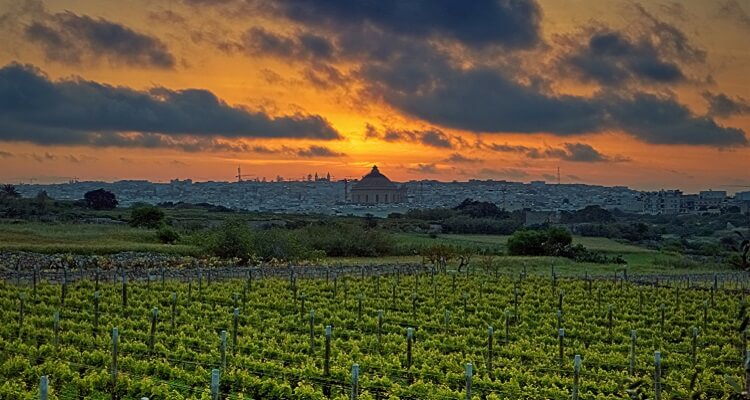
[0,268,748,399]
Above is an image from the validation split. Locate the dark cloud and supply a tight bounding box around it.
[605,92,747,146]
[561,4,705,86]
[567,174,582,181]
[303,63,349,89]
[541,173,557,181]
[0,150,13,158]
[25,11,175,68]
[486,142,618,162]
[0,63,341,148]
[242,28,334,61]
[478,168,528,180]
[365,125,458,149]
[565,30,685,85]
[445,153,482,164]
[296,145,344,158]
[362,44,746,147]
[703,91,750,118]
[409,163,439,174]
[267,0,542,50]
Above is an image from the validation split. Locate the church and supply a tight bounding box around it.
[350,166,407,204]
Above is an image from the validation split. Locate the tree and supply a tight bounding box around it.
[35,190,51,212]
[205,220,253,261]
[0,184,20,199]
[156,226,180,244]
[729,231,750,270]
[507,227,573,257]
[130,205,166,228]
[84,189,118,210]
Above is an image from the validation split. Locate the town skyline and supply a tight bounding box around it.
[1,0,749,192]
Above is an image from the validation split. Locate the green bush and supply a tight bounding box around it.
[205,220,253,261]
[507,227,572,257]
[129,205,165,228]
[156,226,180,244]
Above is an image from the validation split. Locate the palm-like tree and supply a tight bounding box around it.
[0,184,20,199]
[731,230,750,270]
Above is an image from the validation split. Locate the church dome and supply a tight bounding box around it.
[352,166,398,191]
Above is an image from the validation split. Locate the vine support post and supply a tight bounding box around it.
[94,291,100,338]
[171,293,177,330]
[654,351,662,400]
[233,308,239,356]
[629,330,637,375]
[148,307,158,353]
[33,266,38,301]
[407,327,414,370]
[444,310,451,333]
[691,327,698,366]
[309,309,315,354]
[465,363,473,400]
[357,293,362,321]
[53,311,60,347]
[558,328,565,365]
[121,275,128,310]
[220,330,227,369]
[210,369,220,400]
[377,310,383,349]
[572,354,581,400]
[487,326,494,379]
[351,363,360,400]
[39,375,49,400]
[411,292,417,319]
[324,325,332,398]
[111,327,119,400]
[744,352,750,394]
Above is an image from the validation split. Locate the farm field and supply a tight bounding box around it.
[0,223,201,256]
[0,268,747,399]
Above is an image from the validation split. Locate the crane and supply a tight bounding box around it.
[235,166,255,182]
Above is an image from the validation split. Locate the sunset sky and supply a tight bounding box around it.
[0,0,749,192]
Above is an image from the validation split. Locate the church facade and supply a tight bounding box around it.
[350,166,406,204]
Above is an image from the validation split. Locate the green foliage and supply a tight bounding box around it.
[156,226,180,244]
[560,205,614,223]
[507,227,624,264]
[204,220,254,261]
[129,205,166,229]
[0,270,746,398]
[83,189,118,210]
[300,223,395,257]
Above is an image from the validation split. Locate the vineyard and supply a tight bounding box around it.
[1,266,749,399]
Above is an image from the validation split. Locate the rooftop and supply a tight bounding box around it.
[351,166,398,191]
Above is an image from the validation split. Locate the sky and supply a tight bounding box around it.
[0,0,749,192]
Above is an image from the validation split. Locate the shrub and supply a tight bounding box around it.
[130,205,166,229]
[83,189,118,210]
[156,226,180,244]
[205,220,253,261]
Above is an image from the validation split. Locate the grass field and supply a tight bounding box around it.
[394,232,653,254]
[0,222,200,255]
[0,222,734,276]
